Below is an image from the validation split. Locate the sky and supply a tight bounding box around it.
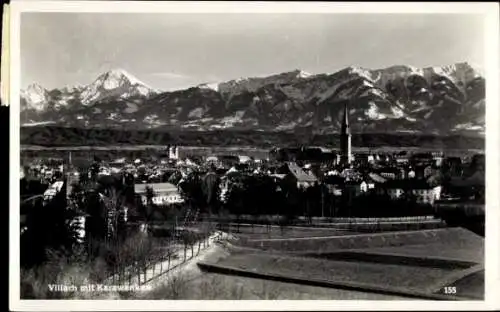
[21,13,485,91]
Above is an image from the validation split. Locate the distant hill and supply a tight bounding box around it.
[20,125,485,150]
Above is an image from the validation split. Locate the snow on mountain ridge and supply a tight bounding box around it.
[79,68,156,105]
[20,62,484,135]
[197,82,219,92]
[21,83,49,111]
[101,68,151,89]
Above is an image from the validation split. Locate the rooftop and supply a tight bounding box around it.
[286,162,318,183]
[134,182,179,194]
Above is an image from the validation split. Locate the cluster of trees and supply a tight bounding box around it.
[21,164,220,298]
[21,186,78,268]
[176,170,438,225]
[347,192,434,217]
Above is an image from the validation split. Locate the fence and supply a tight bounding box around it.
[208,214,438,226]
[103,231,224,287]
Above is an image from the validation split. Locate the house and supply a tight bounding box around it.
[378,179,442,204]
[341,180,371,206]
[324,175,344,196]
[378,168,400,180]
[238,155,252,164]
[411,182,442,205]
[375,154,391,163]
[394,153,409,165]
[111,157,127,165]
[282,162,318,189]
[410,152,434,166]
[398,168,407,179]
[135,182,184,206]
[433,155,444,167]
[168,145,180,160]
[43,181,65,201]
[356,153,375,166]
[206,156,219,164]
[368,172,387,184]
[376,182,404,200]
[361,177,376,191]
[345,180,369,197]
[270,173,286,183]
[408,169,416,178]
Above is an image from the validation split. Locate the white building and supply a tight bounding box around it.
[412,185,442,205]
[135,182,184,206]
[168,146,180,160]
[387,188,404,199]
[43,181,64,200]
[238,155,252,164]
[378,180,442,204]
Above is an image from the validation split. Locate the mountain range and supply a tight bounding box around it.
[20,63,485,136]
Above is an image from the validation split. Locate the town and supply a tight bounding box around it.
[21,103,485,242]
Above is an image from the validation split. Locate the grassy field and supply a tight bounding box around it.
[138,244,409,300]
[238,227,483,253]
[202,252,456,292]
[137,228,484,300]
[349,242,484,264]
[146,272,410,300]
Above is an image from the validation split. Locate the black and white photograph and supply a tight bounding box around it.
[8,1,500,310]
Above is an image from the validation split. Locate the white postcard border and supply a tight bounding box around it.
[8,1,500,311]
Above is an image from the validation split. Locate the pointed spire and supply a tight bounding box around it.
[340,100,352,165]
[341,101,350,135]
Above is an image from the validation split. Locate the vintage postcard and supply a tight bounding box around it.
[8,1,500,311]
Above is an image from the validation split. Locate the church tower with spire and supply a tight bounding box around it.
[340,101,352,165]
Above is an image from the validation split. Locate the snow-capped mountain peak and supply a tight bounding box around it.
[79,68,156,105]
[25,83,46,96]
[60,84,84,93]
[99,68,150,90]
[21,83,49,111]
[295,70,313,79]
[197,82,220,92]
